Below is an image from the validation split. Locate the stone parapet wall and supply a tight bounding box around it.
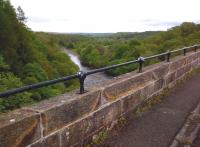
[0,51,200,147]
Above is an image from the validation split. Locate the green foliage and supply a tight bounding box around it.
[52,31,153,75]
[88,129,108,146]
[22,63,48,82]
[0,55,9,71]
[16,6,27,23]
[0,1,79,112]
[0,57,33,112]
[52,22,200,76]
[106,59,138,76]
[79,45,108,67]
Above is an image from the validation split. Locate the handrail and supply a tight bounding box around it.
[0,74,78,97]
[0,44,199,98]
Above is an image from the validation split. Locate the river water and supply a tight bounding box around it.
[62,48,111,87]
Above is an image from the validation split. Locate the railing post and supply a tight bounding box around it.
[77,71,86,94]
[166,50,171,62]
[138,57,145,73]
[194,45,197,52]
[183,48,186,56]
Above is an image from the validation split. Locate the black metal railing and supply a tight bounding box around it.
[0,44,199,98]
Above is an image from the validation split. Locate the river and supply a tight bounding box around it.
[62,48,111,87]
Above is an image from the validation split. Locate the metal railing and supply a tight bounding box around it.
[0,44,199,98]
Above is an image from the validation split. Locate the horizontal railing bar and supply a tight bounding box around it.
[0,74,78,98]
[145,52,168,60]
[170,48,185,53]
[86,59,138,75]
[170,46,193,53]
[0,44,199,98]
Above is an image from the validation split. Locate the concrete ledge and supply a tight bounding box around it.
[0,50,200,147]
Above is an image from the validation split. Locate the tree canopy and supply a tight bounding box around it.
[0,0,79,112]
[52,22,200,76]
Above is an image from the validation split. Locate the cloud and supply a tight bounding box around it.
[29,17,69,23]
[10,0,200,33]
[144,19,200,27]
[143,20,181,27]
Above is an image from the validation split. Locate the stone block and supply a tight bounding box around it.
[176,66,185,78]
[193,53,198,60]
[184,122,199,138]
[60,115,93,147]
[174,123,198,147]
[186,55,193,64]
[186,53,198,64]
[184,64,192,73]
[30,133,60,147]
[0,109,41,147]
[197,51,200,57]
[197,52,200,61]
[34,90,101,136]
[165,72,176,86]
[121,89,142,114]
[154,78,165,91]
[170,58,186,72]
[191,60,198,68]
[93,100,121,128]
[102,71,153,100]
[60,100,121,147]
[140,82,155,100]
[152,63,169,80]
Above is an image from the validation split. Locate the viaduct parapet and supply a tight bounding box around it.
[0,50,200,147]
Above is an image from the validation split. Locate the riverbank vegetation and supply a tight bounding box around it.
[0,0,79,112]
[53,22,200,76]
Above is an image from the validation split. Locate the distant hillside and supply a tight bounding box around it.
[50,22,200,76]
[73,31,162,39]
[112,31,163,39]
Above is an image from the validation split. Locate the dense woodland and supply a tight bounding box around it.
[1,0,200,112]
[0,0,78,112]
[54,22,200,75]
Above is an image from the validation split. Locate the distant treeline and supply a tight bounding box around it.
[52,22,200,76]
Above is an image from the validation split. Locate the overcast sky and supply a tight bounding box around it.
[10,0,200,33]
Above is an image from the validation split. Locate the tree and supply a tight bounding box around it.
[17,6,27,23]
[22,63,48,82]
[180,22,197,37]
[0,55,9,71]
[0,56,33,112]
[0,0,80,111]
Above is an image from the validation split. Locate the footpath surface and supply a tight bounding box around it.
[103,72,200,147]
